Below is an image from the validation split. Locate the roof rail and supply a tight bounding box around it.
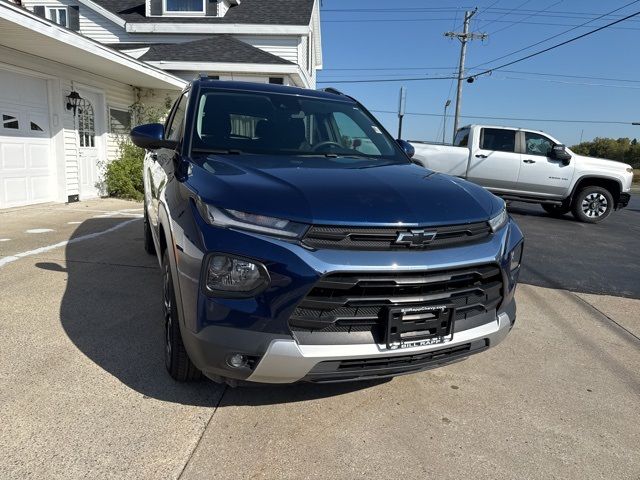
[196,73,219,81]
[319,87,345,96]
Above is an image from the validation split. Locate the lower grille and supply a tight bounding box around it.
[304,340,488,383]
[289,264,503,344]
[302,221,491,250]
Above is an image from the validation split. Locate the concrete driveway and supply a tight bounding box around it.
[0,199,639,479]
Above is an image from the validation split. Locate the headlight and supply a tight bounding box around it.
[627,167,634,173]
[509,242,523,272]
[196,198,308,239]
[204,254,270,295]
[489,207,508,232]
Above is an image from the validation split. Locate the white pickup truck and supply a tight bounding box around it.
[410,125,633,223]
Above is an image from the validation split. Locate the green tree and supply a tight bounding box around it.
[570,137,640,168]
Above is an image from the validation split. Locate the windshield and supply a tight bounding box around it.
[190,88,406,164]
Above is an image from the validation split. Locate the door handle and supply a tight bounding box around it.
[475,154,488,158]
[523,159,536,164]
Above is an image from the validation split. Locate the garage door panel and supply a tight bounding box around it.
[29,144,50,169]
[31,176,51,201]
[1,143,27,169]
[3,177,28,206]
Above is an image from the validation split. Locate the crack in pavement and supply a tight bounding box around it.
[177,385,228,480]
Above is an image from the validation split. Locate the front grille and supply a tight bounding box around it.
[302,221,491,250]
[289,264,503,344]
[303,340,488,383]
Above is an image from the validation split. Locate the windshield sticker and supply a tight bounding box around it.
[372,125,382,134]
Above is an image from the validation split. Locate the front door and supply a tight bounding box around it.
[517,131,575,197]
[77,90,104,199]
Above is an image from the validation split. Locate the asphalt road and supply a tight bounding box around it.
[508,195,640,299]
[1,199,639,480]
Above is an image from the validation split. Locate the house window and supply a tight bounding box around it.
[47,7,68,27]
[109,108,132,135]
[164,0,205,14]
[269,77,284,85]
[78,99,96,148]
[2,114,19,130]
[30,122,44,132]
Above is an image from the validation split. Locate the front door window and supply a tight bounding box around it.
[78,98,95,148]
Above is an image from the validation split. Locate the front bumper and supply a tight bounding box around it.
[617,192,631,209]
[247,305,515,383]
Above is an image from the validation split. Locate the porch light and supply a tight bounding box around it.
[66,90,82,116]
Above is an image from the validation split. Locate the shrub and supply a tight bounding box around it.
[104,140,145,201]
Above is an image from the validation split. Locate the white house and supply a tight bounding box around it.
[0,0,323,209]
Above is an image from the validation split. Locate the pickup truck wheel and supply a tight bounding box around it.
[542,203,571,217]
[162,252,201,382]
[571,186,614,223]
[143,208,156,255]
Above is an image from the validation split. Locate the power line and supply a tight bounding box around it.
[468,0,640,70]
[469,8,640,80]
[476,0,532,31]
[488,0,564,36]
[369,110,635,125]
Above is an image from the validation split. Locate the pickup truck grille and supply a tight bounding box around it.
[289,264,503,343]
[302,221,491,250]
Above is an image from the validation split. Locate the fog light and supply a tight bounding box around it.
[227,353,249,369]
[204,254,269,296]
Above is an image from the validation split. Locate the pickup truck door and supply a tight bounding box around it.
[467,127,521,191]
[517,131,575,197]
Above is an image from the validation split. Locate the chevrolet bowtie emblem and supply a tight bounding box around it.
[395,229,437,247]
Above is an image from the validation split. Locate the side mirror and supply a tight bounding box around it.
[397,139,415,159]
[130,123,177,150]
[551,144,571,165]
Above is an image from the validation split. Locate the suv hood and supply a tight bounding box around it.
[188,155,504,226]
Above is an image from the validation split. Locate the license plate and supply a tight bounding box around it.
[385,305,454,350]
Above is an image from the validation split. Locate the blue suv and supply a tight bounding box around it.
[130,78,523,385]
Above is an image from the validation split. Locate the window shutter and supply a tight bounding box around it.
[206,0,218,17]
[33,5,45,18]
[68,5,80,31]
[150,0,162,16]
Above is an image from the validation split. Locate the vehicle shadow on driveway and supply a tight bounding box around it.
[54,219,383,407]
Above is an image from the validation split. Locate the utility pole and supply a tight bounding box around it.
[445,9,487,141]
[397,86,407,139]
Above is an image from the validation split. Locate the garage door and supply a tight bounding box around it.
[0,69,54,209]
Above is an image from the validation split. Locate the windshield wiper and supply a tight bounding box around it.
[192,148,243,155]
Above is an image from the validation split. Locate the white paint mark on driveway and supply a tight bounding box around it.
[25,229,55,234]
[0,238,10,242]
[67,221,82,225]
[0,219,140,269]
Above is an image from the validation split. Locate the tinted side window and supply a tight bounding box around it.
[480,128,516,153]
[453,128,470,147]
[166,93,187,141]
[525,132,554,156]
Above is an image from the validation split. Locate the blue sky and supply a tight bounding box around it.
[317,0,640,146]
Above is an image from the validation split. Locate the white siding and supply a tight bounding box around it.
[235,35,299,64]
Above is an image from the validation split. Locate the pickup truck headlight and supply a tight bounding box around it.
[196,198,308,239]
[204,254,270,295]
[488,207,508,232]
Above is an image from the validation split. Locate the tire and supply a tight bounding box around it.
[143,207,156,255]
[162,252,201,382]
[542,203,571,217]
[571,186,614,223]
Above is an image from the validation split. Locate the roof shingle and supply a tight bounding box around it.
[91,0,315,25]
[138,35,294,64]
